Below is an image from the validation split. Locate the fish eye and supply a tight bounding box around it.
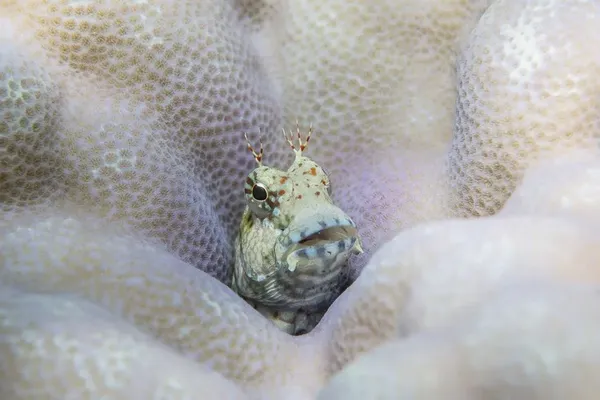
[252,183,268,201]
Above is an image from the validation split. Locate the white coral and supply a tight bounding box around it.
[1,0,600,398]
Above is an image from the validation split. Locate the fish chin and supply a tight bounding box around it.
[284,245,351,274]
[268,227,362,310]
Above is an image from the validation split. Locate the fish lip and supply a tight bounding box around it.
[273,208,362,273]
[295,224,359,247]
[280,224,361,273]
[284,224,360,257]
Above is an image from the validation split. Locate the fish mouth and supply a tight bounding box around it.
[266,215,363,310]
[282,224,363,273]
[297,225,359,247]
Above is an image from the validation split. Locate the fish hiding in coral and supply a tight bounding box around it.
[232,121,363,335]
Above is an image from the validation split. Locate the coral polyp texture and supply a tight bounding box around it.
[1,0,600,399]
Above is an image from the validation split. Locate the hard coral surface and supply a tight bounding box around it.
[1,0,600,399]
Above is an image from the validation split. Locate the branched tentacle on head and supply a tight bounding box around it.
[282,119,313,157]
[234,121,362,335]
[244,132,264,166]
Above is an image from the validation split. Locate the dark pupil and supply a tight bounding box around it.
[252,184,268,201]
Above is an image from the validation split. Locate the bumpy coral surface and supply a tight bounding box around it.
[1,0,600,398]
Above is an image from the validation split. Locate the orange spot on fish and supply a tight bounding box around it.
[278,189,286,196]
[280,176,288,184]
[303,167,317,176]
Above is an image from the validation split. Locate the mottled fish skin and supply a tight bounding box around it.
[232,123,362,334]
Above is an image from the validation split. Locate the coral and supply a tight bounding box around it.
[0,38,63,207]
[1,0,600,398]
[319,282,600,400]
[316,153,600,398]
[0,287,249,400]
[447,0,600,217]
[2,0,290,283]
